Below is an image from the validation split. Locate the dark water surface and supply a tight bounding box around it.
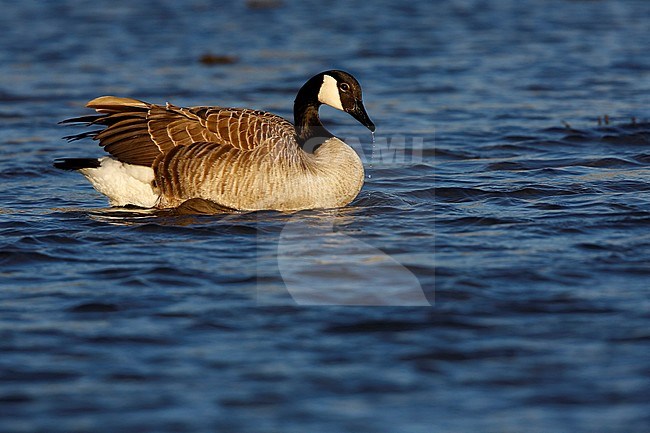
[1,1,650,432]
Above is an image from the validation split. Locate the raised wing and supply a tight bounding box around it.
[62,96,298,167]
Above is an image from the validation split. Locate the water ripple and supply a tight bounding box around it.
[1,1,649,432]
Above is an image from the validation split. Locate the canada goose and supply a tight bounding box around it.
[54,70,375,211]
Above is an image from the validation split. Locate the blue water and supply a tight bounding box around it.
[1,0,650,432]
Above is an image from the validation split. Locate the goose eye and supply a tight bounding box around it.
[340,83,350,92]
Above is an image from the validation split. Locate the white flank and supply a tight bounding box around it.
[317,74,344,111]
[79,157,159,208]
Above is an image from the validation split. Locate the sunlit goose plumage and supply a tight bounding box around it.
[55,70,375,211]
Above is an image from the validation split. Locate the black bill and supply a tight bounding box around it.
[349,100,376,132]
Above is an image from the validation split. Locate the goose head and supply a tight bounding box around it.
[315,70,375,132]
[294,70,375,147]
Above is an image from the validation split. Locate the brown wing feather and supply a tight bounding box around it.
[64,96,298,167]
[152,105,297,153]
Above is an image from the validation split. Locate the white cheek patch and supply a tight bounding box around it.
[317,75,344,111]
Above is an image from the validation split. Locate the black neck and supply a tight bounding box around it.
[294,76,334,152]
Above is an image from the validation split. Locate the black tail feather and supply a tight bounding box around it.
[53,158,101,171]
